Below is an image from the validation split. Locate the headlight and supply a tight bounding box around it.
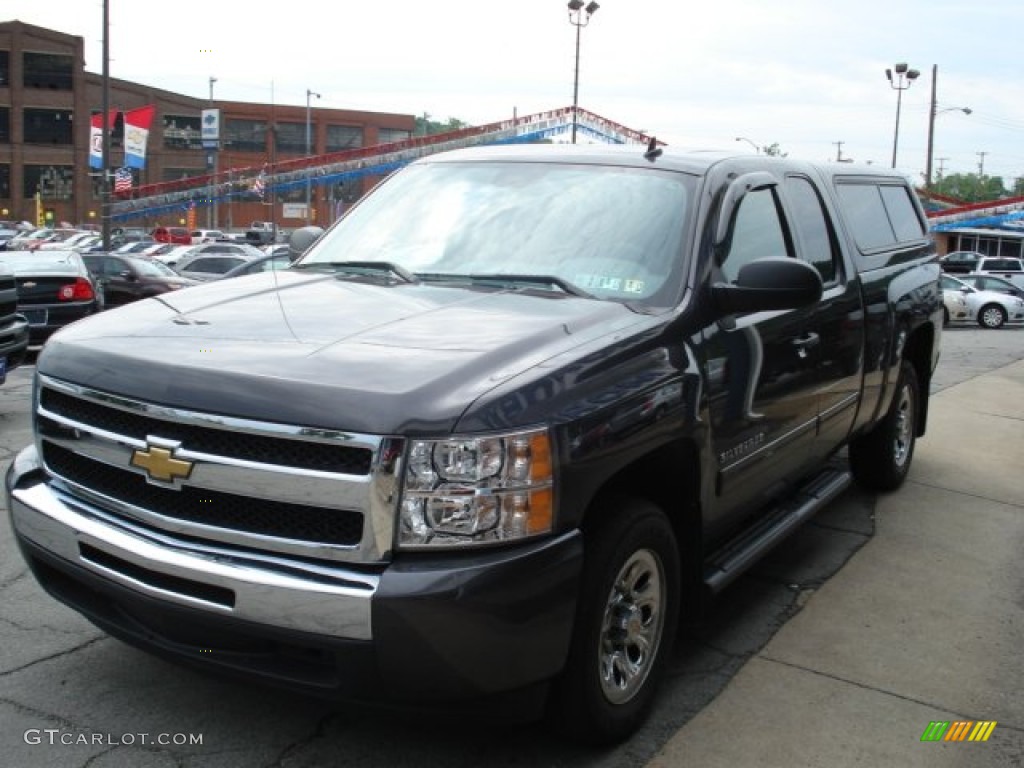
[398,428,553,549]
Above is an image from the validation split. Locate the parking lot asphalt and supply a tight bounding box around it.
[646,355,1024,767]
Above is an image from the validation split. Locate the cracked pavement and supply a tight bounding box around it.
[2,326,1023,767]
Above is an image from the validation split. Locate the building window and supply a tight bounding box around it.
[164,114,203,150]
[24,165,74,201]
[274,122,306,154]
[23,51,74,90]
[0,107,9,143]
[378,128,411,145]
[0,164,10,199]
[24,108,74,145]
[225,118,267,152]
[326,125,363,152]
[0,50,9,87]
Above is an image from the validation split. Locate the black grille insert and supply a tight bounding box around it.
[40,387,372,475]
[44,442,364,547]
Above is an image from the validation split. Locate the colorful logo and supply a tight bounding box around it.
[921,721,997,742]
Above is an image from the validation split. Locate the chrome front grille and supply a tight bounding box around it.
[34,375,403,563]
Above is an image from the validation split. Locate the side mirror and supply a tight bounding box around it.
[712,257,823,316]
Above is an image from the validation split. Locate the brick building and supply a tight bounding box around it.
[0,20,415,229]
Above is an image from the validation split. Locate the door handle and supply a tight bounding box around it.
[792,332,820,358]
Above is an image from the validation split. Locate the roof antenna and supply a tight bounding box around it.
[644,136,662,161]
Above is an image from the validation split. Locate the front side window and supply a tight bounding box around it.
[299,160,694,308]
[720,188,790,284]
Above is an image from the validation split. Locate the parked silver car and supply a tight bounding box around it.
[939,274,1024,329]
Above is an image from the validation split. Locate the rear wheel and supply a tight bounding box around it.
[850,360,919,491]
[978,304,1007,329]
[548,497,680,745]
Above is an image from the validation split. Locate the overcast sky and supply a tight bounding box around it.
[6,0,1024,184]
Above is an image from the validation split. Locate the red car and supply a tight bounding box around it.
[151,226,192,245]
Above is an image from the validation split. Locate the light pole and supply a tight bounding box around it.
[567,0,599,145]
[305,88,321,224]
[208,76,217,228]
[735,137,760,153]
[885,62,920,168]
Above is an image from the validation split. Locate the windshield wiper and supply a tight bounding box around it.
[293,260,418,284]
[419,272,595,299]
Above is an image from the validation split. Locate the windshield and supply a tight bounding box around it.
[129,258,178,277]
[300,160,694,307]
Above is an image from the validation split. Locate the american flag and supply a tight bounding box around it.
[251,169,266,199]
[113,167,133,194]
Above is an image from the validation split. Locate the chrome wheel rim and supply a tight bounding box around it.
[598,549,665,704]
[981,307,1004,328]
[893,382,914,468]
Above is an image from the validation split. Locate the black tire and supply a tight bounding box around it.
[547,497,680,745]
[849,360,919,491]
[977,303,1006,329]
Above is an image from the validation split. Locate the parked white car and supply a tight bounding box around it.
[940,274,1024,329]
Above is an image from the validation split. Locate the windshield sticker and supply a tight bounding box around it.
[574,274,646,294]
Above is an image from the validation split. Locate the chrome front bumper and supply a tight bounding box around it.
[7,445,379,640]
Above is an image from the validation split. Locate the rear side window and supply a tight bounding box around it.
[835,182,925,252]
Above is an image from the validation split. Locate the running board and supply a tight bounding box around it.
[703,465,853,594]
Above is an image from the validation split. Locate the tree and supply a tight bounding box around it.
[762,142,788,157]
[931,173,1008,203]
[415,114,471,137]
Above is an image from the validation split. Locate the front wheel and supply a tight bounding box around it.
[548,497,680,745]
[978,303,1007,329]
[849,360,919,491]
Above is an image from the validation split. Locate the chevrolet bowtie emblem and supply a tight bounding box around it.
[131,443,193,484]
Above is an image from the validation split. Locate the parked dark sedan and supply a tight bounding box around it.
[1,265,30,383]
[0,250,100,348]
[83,254,199,308]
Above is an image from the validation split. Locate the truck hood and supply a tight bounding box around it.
[39,271,647,434]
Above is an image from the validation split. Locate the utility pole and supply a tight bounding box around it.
[833,141,852,163]
[925,65,937,188]
[977,151,988,178]
[936,157,948,181]
[100,0,111,251]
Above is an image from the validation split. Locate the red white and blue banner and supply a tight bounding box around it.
[89,110,118,169]
[123,105,156,169]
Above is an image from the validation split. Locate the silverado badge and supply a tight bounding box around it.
[131,442,193,484]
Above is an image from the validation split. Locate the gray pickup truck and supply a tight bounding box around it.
[7,144,941,743]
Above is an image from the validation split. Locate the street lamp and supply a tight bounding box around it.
[885,62,920,168]
[735,137,760,153]
[924,63,971,188]
[567,0,600,145]
[305,88,321,225]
